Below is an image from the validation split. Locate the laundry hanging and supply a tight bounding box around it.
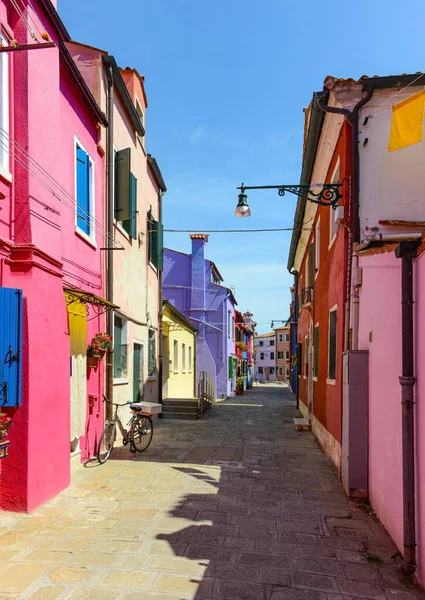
[388,89,425,152]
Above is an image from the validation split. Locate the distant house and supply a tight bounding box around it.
[275,326,290,383]
[162,301,196,400]
[254,332,276,381]
[162,235,237,399]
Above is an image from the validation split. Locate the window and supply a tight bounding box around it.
[114,315,128,379]
[75,141,94,239]
[258,367,263,374]
[182,343,186,373]
[260,352,264,360]
[148,209,164,270]
[330,160,340,244]
[270,352,275,360]
[189,346,193,372]
[270,340,275,347]
[232,316,235,341]
[286,367,289,379]
[278,334,283,343]
[259,341,264,347]
[278,351,283,360]
[315,220,321,273]
[304,336,309,377]
[135,97,145,147]
[285,351,290,360]
[285,333,290,343]
[148,329,156,377]
[270,367,275,375]
[0,34,9,171]
[314,324,319,379]
[173,339,179,373]
[328,310,337,380]
[305,255,309,289]
[278,367,283,376]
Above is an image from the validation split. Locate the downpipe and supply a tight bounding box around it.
[105,63,114,418]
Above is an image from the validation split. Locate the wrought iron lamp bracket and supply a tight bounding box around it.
[238,183,342,209]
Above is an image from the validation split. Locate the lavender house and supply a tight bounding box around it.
[163,235,237,399]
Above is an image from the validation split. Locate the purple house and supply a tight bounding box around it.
[163,235,237,399]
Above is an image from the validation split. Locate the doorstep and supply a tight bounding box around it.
[293,417,311,432]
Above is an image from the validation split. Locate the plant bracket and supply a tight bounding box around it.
[238,183,342,209]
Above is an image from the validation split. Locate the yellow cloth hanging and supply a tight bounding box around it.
[388,89,425,152]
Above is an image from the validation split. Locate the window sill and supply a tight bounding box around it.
[326,378,337,386]
[76,228,97,249]
[313,376,318,382]
[147,376,157,381]
[149,262,158,274]
[173,371,179,374]
[114,378,129,385]
[114,219,131,241]
[0,165,12,184]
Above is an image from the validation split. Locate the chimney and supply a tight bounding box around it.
[190,234,208,315]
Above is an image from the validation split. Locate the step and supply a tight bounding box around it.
[162,405,199,414]
[293,418,311,432]
[161,412,199,420]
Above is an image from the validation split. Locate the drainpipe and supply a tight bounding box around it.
[317,86,374,351]
[395,240,420,577]
[157,190,164,406]
[105,64,114,417]
[290,269,299,408]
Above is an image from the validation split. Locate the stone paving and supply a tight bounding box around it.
[0,384,424,600]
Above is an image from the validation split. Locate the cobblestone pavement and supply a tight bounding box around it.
[0,384,424,600]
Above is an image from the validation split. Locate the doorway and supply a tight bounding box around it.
[133,343,144,403]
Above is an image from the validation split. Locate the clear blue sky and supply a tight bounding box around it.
[59,0,425,333]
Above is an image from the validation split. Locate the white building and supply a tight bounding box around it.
[254,332,276,381]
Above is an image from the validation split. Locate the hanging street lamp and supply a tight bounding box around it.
[235,182,342,218]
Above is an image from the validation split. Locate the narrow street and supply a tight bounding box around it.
[0,385,423,600]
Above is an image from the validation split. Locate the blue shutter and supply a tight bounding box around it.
[0,288,23,407]
[76,146,90,235]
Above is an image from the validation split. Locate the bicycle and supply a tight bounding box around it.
[97,395,153,464]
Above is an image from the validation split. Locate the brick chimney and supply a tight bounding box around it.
[190,234,209,336]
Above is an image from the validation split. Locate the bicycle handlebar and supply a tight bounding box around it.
[102,395,130,408]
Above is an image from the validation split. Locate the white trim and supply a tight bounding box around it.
[328,305,337,381]
[188,345,193,373]
[315,218,321,278]
[74,135,96,245]
[326,378,337,386]
[113,378,129,385]
[173,337,179,373]
[182,342,186,373]
[0,164,12,183]
[0,34,9,172]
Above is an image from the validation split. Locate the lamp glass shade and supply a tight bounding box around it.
[235,192,251,218]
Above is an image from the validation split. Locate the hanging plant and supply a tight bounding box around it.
[236,341,248,352]
[87,333,112,358]
[0,411,12,443]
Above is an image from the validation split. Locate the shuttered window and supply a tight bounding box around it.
[0,288,23,406]
[115,148,131,221]
[328,310,337,380]
[148,210,164,270]
[148,329,156,376]
[314,325,319,378]
[122,173,137,239]
[228,356,233,379]
[309,242,315,288]
[113,315,128,379]
[76,144,93,236]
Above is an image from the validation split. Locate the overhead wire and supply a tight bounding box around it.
[10,0,37,41]
[366,73,425,119]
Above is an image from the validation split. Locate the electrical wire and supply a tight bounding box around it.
[10,0,37,41]
[163,228,312,233]
[366,73,425,119]
[22,0,47,41]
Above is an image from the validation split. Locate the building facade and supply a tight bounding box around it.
[275,326,290,382]
[254,332,276,381]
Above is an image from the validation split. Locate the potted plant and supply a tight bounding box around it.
[0,411,12,459]
[87,333,112,368]
[235,376,245,395]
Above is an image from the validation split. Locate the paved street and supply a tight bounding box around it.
[0,384,424,600]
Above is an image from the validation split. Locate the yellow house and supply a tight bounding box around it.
[162,301,196,399]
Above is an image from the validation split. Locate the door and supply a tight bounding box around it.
[133,343,144,403]
[0,288,23,407]
[67,296,87,452]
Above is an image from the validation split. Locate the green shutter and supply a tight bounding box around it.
[113,317,122,378]
[228,356,232,379]
[123,173,137,238]
[156,222,164,271]
[309,242,315,285]
[329,311,337,380]
[148,212,163,270]
[115,148,131,221]
[314,325,319,378]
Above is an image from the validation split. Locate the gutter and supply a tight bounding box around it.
[102,56,145,137]
[147,155,167,192]
[105,63,114,416]
[287,91,327,271]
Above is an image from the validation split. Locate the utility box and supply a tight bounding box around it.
[342,350,369,498]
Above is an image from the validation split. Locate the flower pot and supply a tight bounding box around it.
[0,440,10,460]
[87,356,99,368]
[235,388,243,395]
[96,349,106,359]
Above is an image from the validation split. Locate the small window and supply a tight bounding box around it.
[278,334,283,343]
[148,329,156,377]
[173,339,179,373]
[278,351,283,360]
[148,210,164,270]
[270,367,275,375]
[260,352,264,360]
[270,340,275,347]
[182,342,186,373]
[285,351,289,360]
[270,352,275,360]
[76,141,94,239]
[314,324,319,378]
[328,310,337,380]
[114,315,128,379]
[0,35,9,171]
[258,367,263,374]
[259,341,264,347]
[285,333,289,343]
[278,367,283,376]
[189,346,193,372]
[285,367,289,378]
[304,336,309,377]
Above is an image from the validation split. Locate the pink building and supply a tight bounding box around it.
[0,0,108,511]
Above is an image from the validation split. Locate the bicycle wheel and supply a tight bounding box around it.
[97,423,116,464]
[130,415,153,452]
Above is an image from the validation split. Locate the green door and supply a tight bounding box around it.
[133,343,144,403]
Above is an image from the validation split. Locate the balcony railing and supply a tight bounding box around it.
[301,286,313,305]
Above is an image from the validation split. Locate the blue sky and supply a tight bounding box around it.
[59,0,425,333]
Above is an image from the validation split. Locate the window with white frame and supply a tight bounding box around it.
[148,329,156,377]
[285,350,290,360]
[75,139,95,240]
[278,367,283,376]
[0,34,9,172]
[173,339,179,373]
[278,351,283,359]
[182,342,186,373]
[328,309,337,380]
[270,352,275,360]
[285,333,289,342]
[278,334,283,343]
[315,219,321,274]
[286,367,289,378]
[330,160,340,244]
[113,315,128,379]
[260,352,264,360]
[188,346,193,372]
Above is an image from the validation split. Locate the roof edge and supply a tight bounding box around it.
[162,300,197,332]
[147,155,167,192]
